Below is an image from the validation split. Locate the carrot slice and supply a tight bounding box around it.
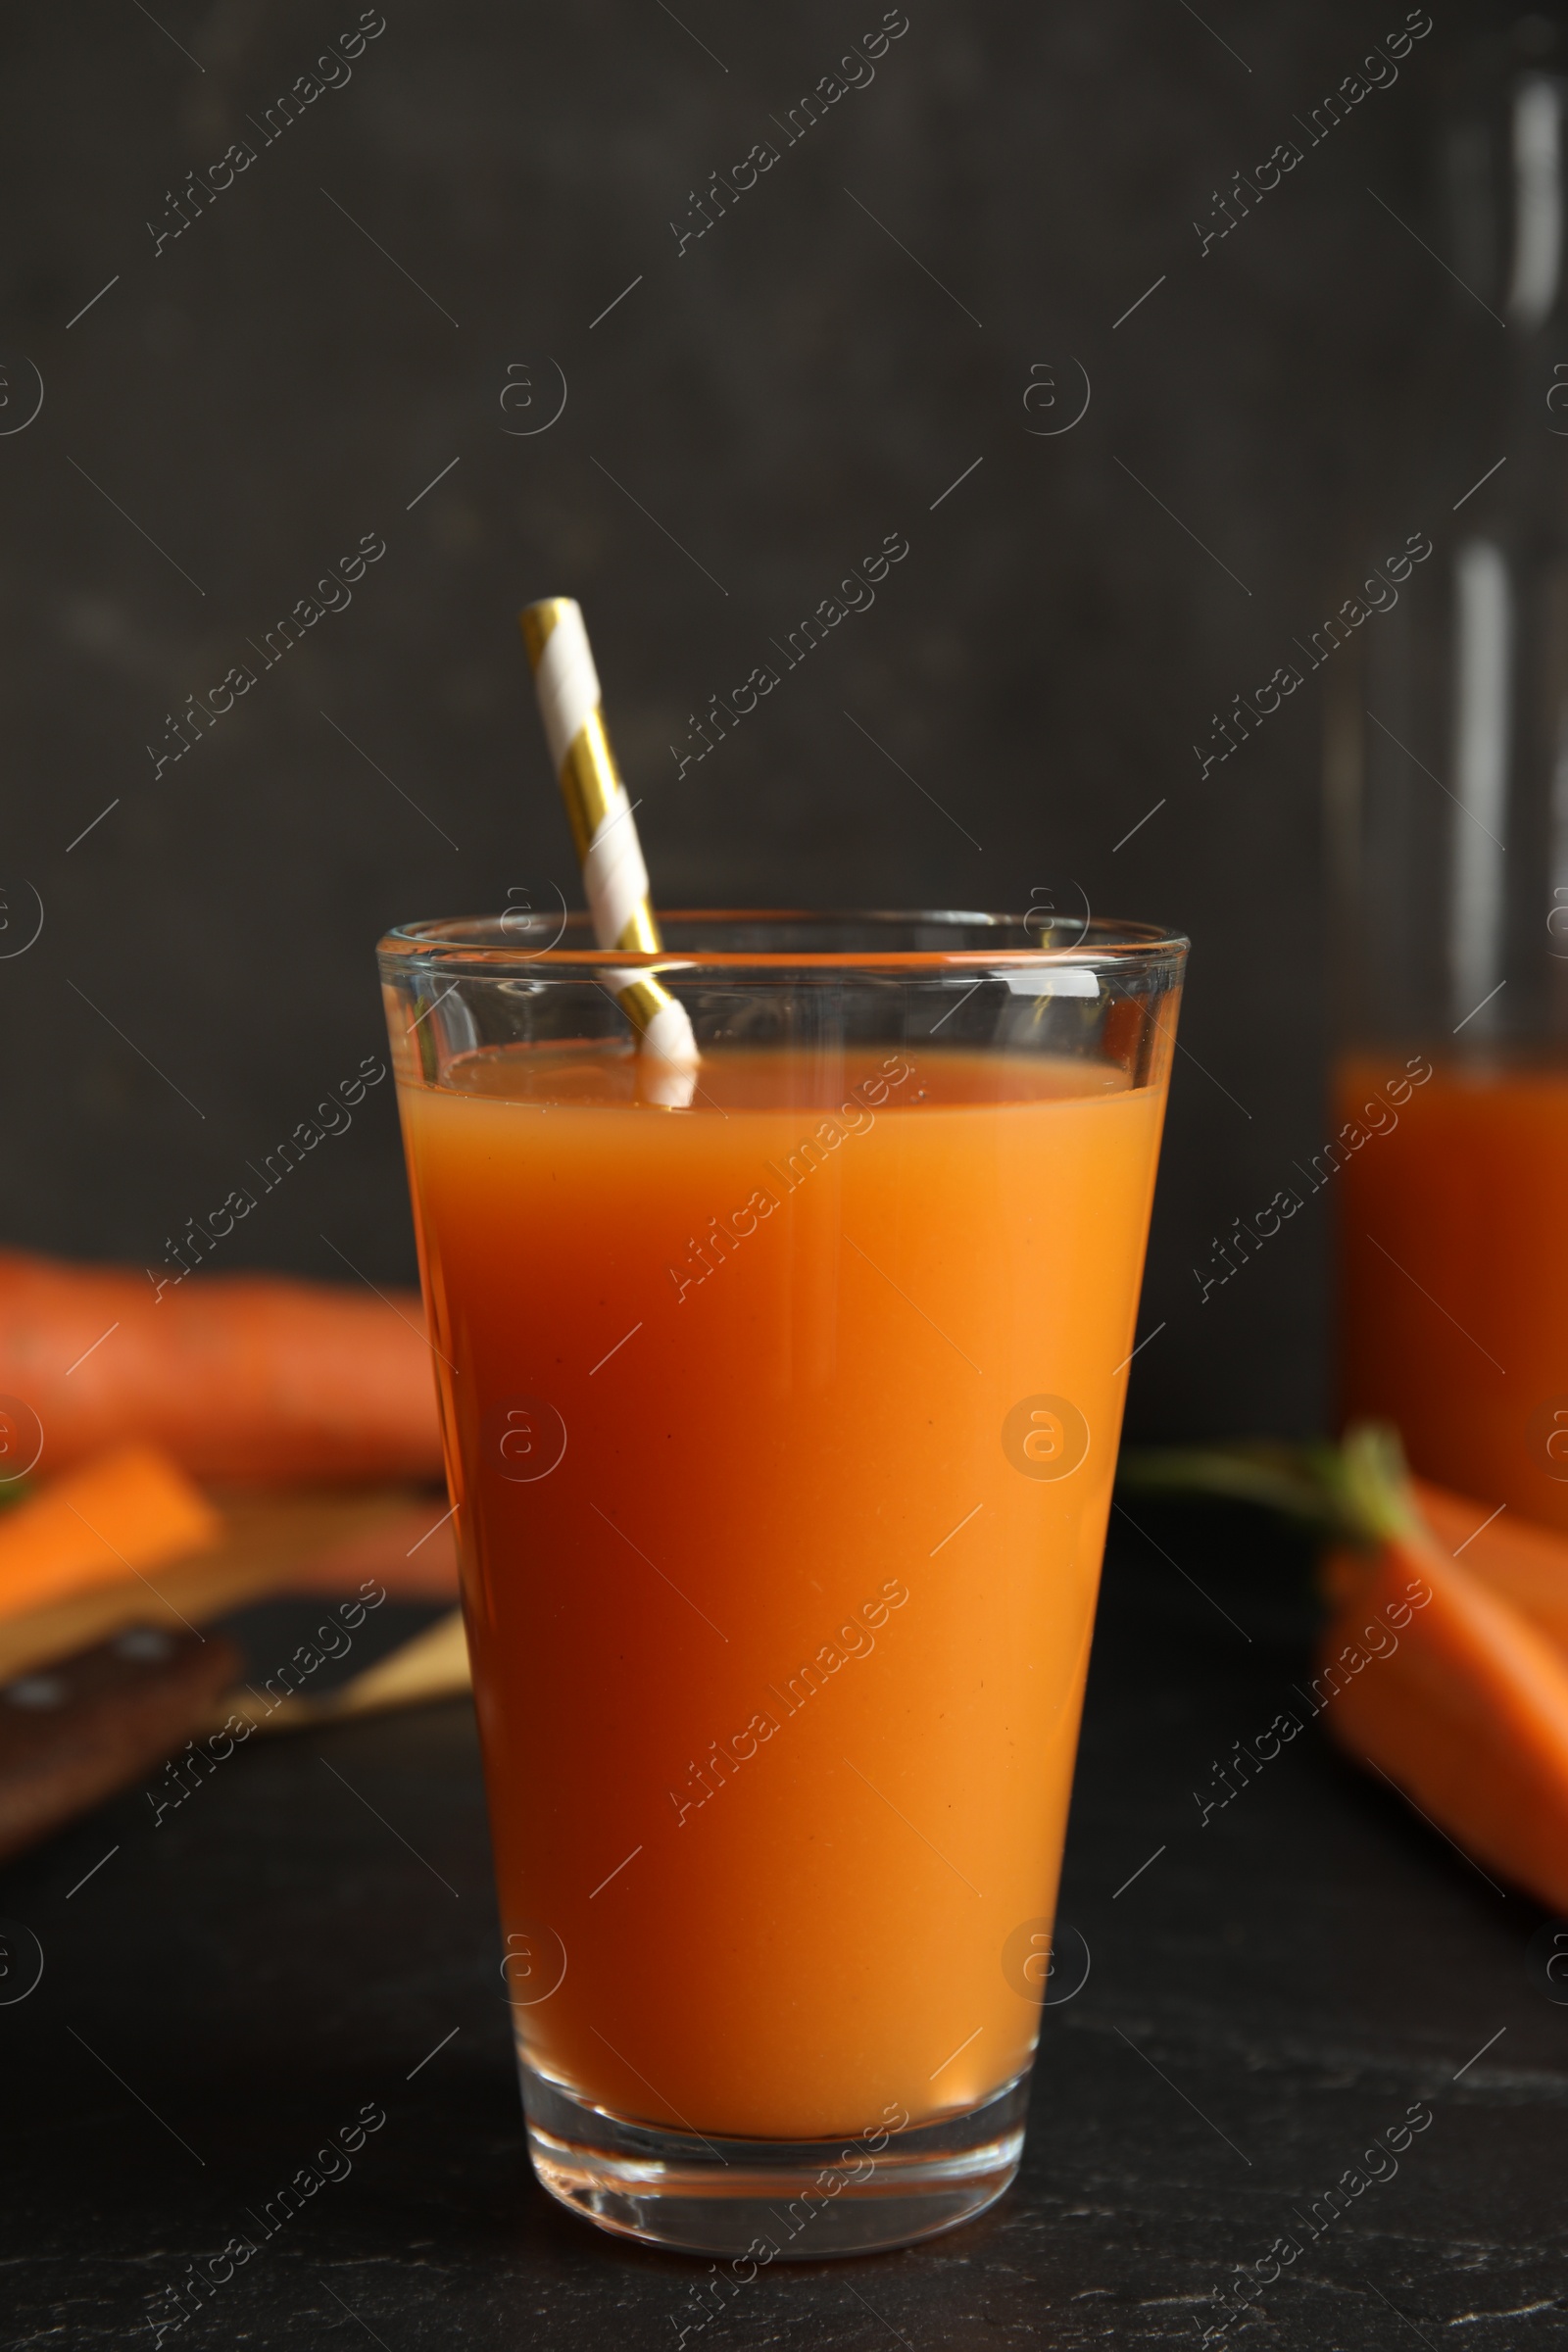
[1320,1529,1568,1914]
[0,1446,221,1619]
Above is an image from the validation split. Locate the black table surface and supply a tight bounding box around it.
[5,1507,1565,2350]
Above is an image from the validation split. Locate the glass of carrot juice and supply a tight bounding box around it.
[378,910,1186,2257]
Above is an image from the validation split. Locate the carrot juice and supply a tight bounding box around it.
[397,1039,1167,2143]
[1338,1054,1568,1533]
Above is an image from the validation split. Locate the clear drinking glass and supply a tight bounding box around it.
[377,910,1186,2257]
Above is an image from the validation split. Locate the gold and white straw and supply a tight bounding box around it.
[518,597,698,1078]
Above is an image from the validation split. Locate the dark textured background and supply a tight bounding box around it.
[0,0,1494,1435]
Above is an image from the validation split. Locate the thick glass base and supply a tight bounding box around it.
[518,2058,1030,2258]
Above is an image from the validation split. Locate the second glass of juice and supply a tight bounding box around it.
[379,911,1185,2257]
[1328,44,1568,1525]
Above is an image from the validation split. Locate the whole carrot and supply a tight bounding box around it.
[0,1250,442,1485]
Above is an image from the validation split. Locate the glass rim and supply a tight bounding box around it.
[376,908,1189,975]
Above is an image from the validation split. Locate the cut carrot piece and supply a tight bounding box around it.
[1124,1427,1568,1909]
[1408,1479,1568,1656]
[0,1446,221,1620]
[0,1486,435,1685]
[1320,1528,1568,1915]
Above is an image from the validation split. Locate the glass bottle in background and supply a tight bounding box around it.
[1329,16,1568,1530]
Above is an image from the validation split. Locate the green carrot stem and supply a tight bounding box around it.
[1117,1422,1429,1554]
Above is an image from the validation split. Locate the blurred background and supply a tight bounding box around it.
[0,0,1512,1438]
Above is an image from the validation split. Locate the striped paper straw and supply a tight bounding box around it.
[518,598,698,1075]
